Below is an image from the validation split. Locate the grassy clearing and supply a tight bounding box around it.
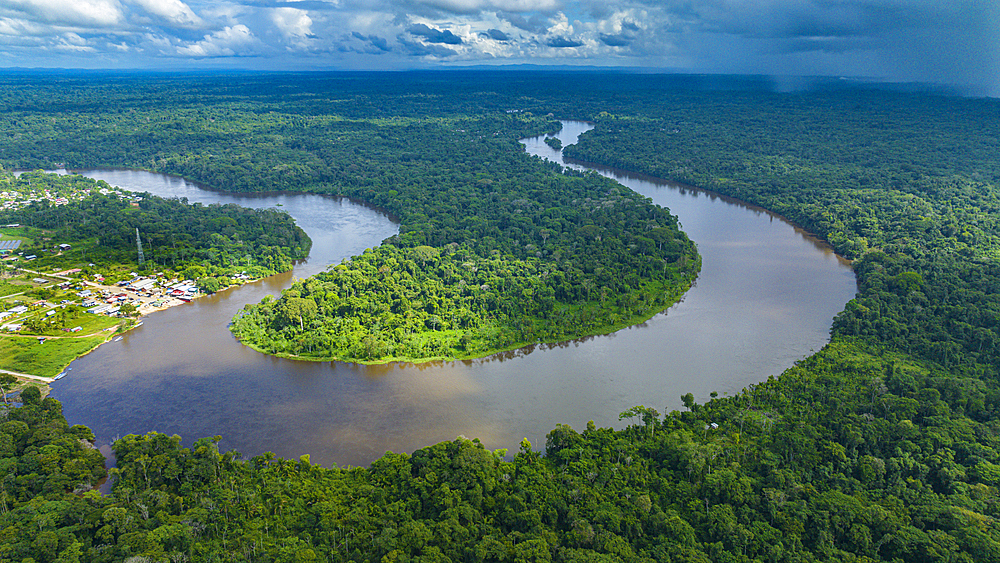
[0,278,34,299]
[0,227,33,246]
[29,311,120,336]
[0,334,107,377]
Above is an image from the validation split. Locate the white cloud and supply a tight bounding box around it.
[545,12,573,37]
[414,0,558,14]
[0,0,991,93]
[129,0,203,28]
[198,4,247,24]
[3,0,124,27]
[142,32,173,51]
[54,32,94,51]
[177,24,257,57]
[62,31,86,45]
[0,17,46,37]
[271,7,313,48]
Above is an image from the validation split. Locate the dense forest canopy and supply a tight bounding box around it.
[0,169,311,289]
[229,136,698,361]
[1,72,699,362]
[0,72,999,561]
[561,86,1000,371]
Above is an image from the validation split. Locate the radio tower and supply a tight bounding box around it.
[136,228,145,267]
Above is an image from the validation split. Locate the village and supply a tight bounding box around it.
[0,269,204,333]
[0,178,127,211]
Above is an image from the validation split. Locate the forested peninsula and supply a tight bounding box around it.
[231,148,698,362]
[1,73,1000,562]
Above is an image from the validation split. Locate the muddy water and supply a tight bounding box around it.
[50,123,856,467]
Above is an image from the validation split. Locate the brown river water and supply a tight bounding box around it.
[48,121,856,467]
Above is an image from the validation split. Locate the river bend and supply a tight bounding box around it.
[49,122,857,467]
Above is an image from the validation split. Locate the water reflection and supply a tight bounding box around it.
[50,123,855,469]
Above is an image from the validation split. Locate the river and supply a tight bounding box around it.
[49,121,856,467]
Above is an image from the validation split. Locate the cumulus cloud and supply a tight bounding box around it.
[352,31,391,52]
[0,0,993,94]
[3,0,124,27]
[53,32,94,51]
[413,0,558,15]
[407,23,462,44]
[399,36,457,57]
[177,24,257,57]
[546,36,582,48]
[0,16,47,38]
[599,34,629,47]
[483,28,508,41]
[595,12,642,47]
[271,7,314,48]
[130,0,203,28]
[498,11,549,34]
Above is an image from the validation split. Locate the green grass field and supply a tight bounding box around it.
[0,278,34,298]
[29,311,120,336]
[0,227,33,246]
[0,334,107,377]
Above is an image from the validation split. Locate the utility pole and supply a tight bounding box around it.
[136,228,145,267]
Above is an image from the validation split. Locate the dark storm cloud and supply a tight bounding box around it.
[679,0,998,95]
[352,31,391,52]
[484,29,509,41]
[498,11,549,34]
[671,0,976,42]
[407,23,462,44]
[0,0,995,94]
[399,37,459,57]
[600,34,630,47]
[598,17,639,48]
[547,36,583,48]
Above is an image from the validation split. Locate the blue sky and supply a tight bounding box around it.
[1,0,997,94]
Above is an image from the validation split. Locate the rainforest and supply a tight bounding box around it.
[0,72,999,562]
[2,169,311,286]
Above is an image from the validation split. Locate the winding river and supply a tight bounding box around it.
[50,122,856,468]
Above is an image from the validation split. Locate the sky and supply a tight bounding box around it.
[0,0,997,95]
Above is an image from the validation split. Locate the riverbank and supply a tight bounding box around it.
[0,272,283,393]
[47,123,854,472]
[240,262,701,366]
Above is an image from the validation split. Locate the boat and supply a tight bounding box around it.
[53,372,66,380]
[113,336,123,342]
[134,321,143,327]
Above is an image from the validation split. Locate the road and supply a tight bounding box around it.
[0,367,54,383]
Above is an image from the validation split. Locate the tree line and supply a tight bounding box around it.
[0,72,999,561]
[0,72,700,362]
[1,170,311,290]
